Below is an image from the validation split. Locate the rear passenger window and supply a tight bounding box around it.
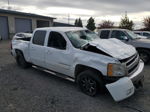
[100,30,110,39]
[48,32,66,50]
[32,31,46,46]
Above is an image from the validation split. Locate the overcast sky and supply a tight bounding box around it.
[0,0,150,29]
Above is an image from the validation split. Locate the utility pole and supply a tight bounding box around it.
[7,0,10,10]
[68,13,70,24]
[125,11,127,17]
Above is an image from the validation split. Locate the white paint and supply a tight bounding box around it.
[106,77,135,102]
[106,60,144,102]
[89,38,136,60]
[11,27,144,102]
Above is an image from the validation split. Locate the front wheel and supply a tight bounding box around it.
[76,70,104,96]
[138,49,150,64]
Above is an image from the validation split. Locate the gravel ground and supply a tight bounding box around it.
[0,40,150,112]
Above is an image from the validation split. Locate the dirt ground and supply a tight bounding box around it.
[0,40,150,112]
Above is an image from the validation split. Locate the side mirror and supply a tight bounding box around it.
[124,36,129,41]
[121,36,129,41]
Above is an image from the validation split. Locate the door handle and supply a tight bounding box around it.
[31,47,34,49]
[31,47,36,51]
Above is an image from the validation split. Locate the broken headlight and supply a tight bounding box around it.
[107,63,127,77]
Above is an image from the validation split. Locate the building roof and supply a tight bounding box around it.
[35,27,86,32]
[0,8,56,19]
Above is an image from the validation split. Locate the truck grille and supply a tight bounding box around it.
[120,53,140,76]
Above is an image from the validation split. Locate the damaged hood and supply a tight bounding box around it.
[89,38,136,59]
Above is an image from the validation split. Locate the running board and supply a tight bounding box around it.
[32,66,75,82]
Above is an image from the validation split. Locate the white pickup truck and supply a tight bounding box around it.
[11,27,144,102]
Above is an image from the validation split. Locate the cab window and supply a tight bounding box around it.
[48,31,66,50]
[100,30,110,39]
[111,31,127,40]
[32,30,46,46]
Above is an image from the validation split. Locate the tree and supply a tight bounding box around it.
[74,19,78,26]
[143,17,150,31]
[74,18,83,27]
[86,17,96,31]
[98,20,114,29]
[78,18,83,27]
[119,14,134,30]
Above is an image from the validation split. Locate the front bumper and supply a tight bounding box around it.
[106,60,144,102]
[129,60,144,84]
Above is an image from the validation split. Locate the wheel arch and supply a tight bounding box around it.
[74,64,103,79]
[136,47,150,52]
[15,49,27,61]
[15,49,24,56]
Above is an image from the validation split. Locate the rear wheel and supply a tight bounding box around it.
[76,70,104,96]
[138,49,150,64]
[16,51,31,68]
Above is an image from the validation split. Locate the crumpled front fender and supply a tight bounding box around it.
[106,77,135,102]
[106,60,144,102]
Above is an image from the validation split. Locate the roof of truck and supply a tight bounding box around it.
[35,27,87,32]
[134,31,150,33]
[98,28,128,31]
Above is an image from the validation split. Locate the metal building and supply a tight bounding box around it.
[0,9,55,40]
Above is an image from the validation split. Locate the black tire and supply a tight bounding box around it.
[16,51,31,68]
[138,49,150,64]
[76,70,104,96]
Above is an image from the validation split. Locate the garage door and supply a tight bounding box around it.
[0,16,9,40]
[37,20,49,28]
[15,18,32,33]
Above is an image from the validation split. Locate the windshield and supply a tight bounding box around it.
[66,30,99,48]
[125,30,139,39]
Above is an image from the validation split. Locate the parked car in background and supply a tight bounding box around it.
[11,27,144,102]
[98,29,150,63]
[136,35,147,39]
[134,31,150,38]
